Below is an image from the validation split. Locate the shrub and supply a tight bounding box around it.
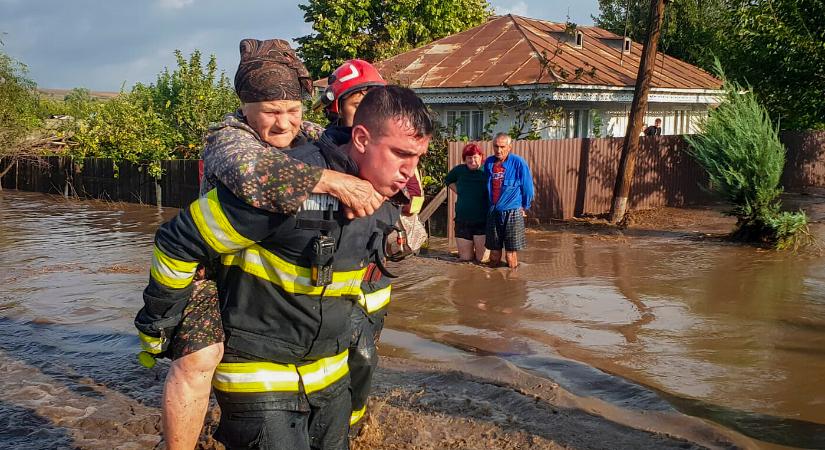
[420,119,460,196]
[136,50,238,158]
[686,61,809,249]
[68,50,239,175]
[69,93,176,178]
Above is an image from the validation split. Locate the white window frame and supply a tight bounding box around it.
[445,110,485,140]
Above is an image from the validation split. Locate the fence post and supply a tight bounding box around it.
[154,177,163,208]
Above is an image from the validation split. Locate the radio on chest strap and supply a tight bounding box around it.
[300,203,337,287]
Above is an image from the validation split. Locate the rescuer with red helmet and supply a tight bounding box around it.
[318,59,387,127]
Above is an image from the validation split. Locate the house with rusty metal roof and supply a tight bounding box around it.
[371,14,722,139]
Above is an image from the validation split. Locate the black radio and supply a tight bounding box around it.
[310,235,335,286]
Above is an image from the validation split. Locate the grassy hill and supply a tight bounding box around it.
[38,88,120,101]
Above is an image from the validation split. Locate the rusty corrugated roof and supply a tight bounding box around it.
[372,15,721,90]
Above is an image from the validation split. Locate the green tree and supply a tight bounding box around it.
[593,0,651,44]
[69,93,176,178]
[593,0,732,71]
[62,87,98,118]
[135,50,239,157]
[724,0,825,130]
[595,0,825,130]
[686,62,809,249]
[0,50,44,186]
[69,49,239,175]
[296,0,491,78]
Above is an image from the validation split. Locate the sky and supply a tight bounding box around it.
[0,0,600,92]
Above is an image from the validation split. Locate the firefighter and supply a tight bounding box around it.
[315,60,426,432]
[136,85,432,449]
[141,39,388,450]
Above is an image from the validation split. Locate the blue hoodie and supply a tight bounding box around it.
[484,153,534,212]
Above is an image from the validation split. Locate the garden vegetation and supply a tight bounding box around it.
[686,62,810,249]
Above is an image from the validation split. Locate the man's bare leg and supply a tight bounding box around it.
[488,250,502,267]
[505,251,519,269]
[162,342,224,450]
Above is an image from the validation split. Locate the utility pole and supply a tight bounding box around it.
[608,0,668,224]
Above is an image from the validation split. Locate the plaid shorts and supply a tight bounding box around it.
[169,279,225,360]
[485,208,527,251]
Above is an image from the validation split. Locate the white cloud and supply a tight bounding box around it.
[492,1,529,16]
[157,0,194,9]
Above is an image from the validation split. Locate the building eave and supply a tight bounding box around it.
[412,84,723,105]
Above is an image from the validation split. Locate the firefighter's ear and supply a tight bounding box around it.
[351,124,370,154]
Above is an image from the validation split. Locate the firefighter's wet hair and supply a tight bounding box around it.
[353,85,433,139]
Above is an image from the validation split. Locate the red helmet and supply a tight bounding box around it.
[320,59,386,114]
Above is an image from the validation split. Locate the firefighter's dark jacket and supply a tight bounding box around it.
[135,141,400,364]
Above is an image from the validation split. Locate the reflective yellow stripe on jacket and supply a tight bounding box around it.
[138,331,165,354]
[191,189,254,253]
[407,167,424,215]
[222,245,366,297]
[350,405,367,425]
[297,350,350,394]
[150,245,198,289]
[358,285,391,313]
[212,350,349,394]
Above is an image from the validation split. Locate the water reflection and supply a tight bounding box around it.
[392,228,825,447]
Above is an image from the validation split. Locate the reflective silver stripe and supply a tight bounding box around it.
[300,194,340,211]
[213,366,301,392]
[190,189,254,253]
[138,331,164,353]
[212,350,349,394]
[361,286,391,313]
[150,246,197,289]
[222,245,364,296]
[214,371,299,384]
[297,350,350,394]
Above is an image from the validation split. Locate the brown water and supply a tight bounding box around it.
[1,190,824,449]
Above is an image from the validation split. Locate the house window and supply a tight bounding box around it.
[674,111,683,134]
[623,38,631,53]
[566,110,591,138]
[575,31,584,48]
[445,110,484,139]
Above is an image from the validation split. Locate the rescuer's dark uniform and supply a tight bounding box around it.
[315,126,402,430]
[136,141,400,449]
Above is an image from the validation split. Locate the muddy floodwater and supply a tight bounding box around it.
[1,190,824,449]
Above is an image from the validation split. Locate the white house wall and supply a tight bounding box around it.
[417,85,719,140]
[430,102,710,140]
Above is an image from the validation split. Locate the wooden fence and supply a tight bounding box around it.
[780,131,825,191]
[0,157,201,208]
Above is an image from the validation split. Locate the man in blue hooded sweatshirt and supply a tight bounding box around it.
[483,132,534,269]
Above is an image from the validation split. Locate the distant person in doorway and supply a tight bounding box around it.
[644,118,662,136]
[445,143,488,263]
[484,133,534,269]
